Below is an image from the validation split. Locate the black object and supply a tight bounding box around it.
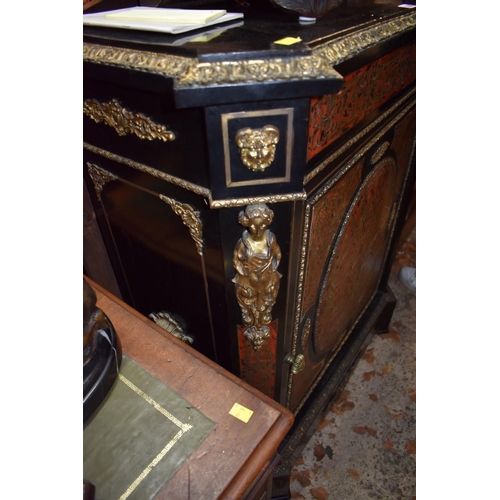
[83,279,122,424]
[83,313,122,423]
[83,481,96,500]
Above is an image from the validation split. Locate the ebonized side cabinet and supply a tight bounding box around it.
[83,2,416,497]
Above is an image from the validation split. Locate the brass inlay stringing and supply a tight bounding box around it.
[370,141,390,164]
[83,11,414,87]
[158,194,204,256]
[233,204,282,351]
[83,98,176,142]
[286,201,311,407]
[285,354,306,375]
[301,318,312,351]
[87,162,118,200]
[117,373,192,500]
[235,125,280,172]
[149,311,194,345]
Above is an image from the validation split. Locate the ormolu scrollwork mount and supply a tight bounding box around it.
[83,278,121,424]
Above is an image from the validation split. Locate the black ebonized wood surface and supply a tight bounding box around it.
[84,0,409,60]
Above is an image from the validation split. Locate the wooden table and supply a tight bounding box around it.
[84,277,294,500]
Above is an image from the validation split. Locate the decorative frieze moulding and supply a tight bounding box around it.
[83,11,415,88]
[314,12,416,67]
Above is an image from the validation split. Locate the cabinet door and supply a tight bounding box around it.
[287,108,416,413]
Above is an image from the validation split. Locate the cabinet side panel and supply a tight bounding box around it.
[288,106,415,412]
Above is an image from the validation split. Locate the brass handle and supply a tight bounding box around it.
[83,98,176,142]
[235,125,280,172]
[285,354,305,375]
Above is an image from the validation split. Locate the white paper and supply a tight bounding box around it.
[105,7,227,24]
[83,7,244,35]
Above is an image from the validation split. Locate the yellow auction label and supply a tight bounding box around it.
[274,37,302,46]
[229,403,254,423]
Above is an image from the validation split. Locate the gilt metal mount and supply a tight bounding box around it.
[285,354,305,375]
[235,125,280,172]
[83,98,176,142]
[149,311,194,345]
[232,204,282,351]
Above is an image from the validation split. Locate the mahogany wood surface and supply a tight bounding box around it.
[86,277,294,500]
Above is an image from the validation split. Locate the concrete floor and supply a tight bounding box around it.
[289,230,416,500]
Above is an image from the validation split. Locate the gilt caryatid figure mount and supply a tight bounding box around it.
[232,204,282,351]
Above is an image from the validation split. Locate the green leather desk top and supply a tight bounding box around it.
[83,355,215,500]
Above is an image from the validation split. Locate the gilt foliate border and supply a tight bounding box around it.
[83,11,415,88]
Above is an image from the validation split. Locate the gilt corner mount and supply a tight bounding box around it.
[232,204,282,351]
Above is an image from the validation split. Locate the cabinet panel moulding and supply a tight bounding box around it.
[83,143,211,198]
[84,143,307,208]
[209,192,307,209]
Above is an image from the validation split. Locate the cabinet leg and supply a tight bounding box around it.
[374,285,397,334]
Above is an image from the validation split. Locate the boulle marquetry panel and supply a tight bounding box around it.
[307,41,416,160]
[238,321,279,399]
[301,160,363,316]
[83,4,416,498]
[314,158,397,356]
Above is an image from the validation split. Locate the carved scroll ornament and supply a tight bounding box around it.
[235,125,280,172]
[232,204,282,351]
[83,98,176,142]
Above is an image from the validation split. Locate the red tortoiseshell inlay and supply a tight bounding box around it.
[307,43,416,160]
[313,158,397,356]
[238,321,278,399]
[302,160,363,317]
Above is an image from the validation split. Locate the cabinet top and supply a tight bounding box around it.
[83,1,415,103]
